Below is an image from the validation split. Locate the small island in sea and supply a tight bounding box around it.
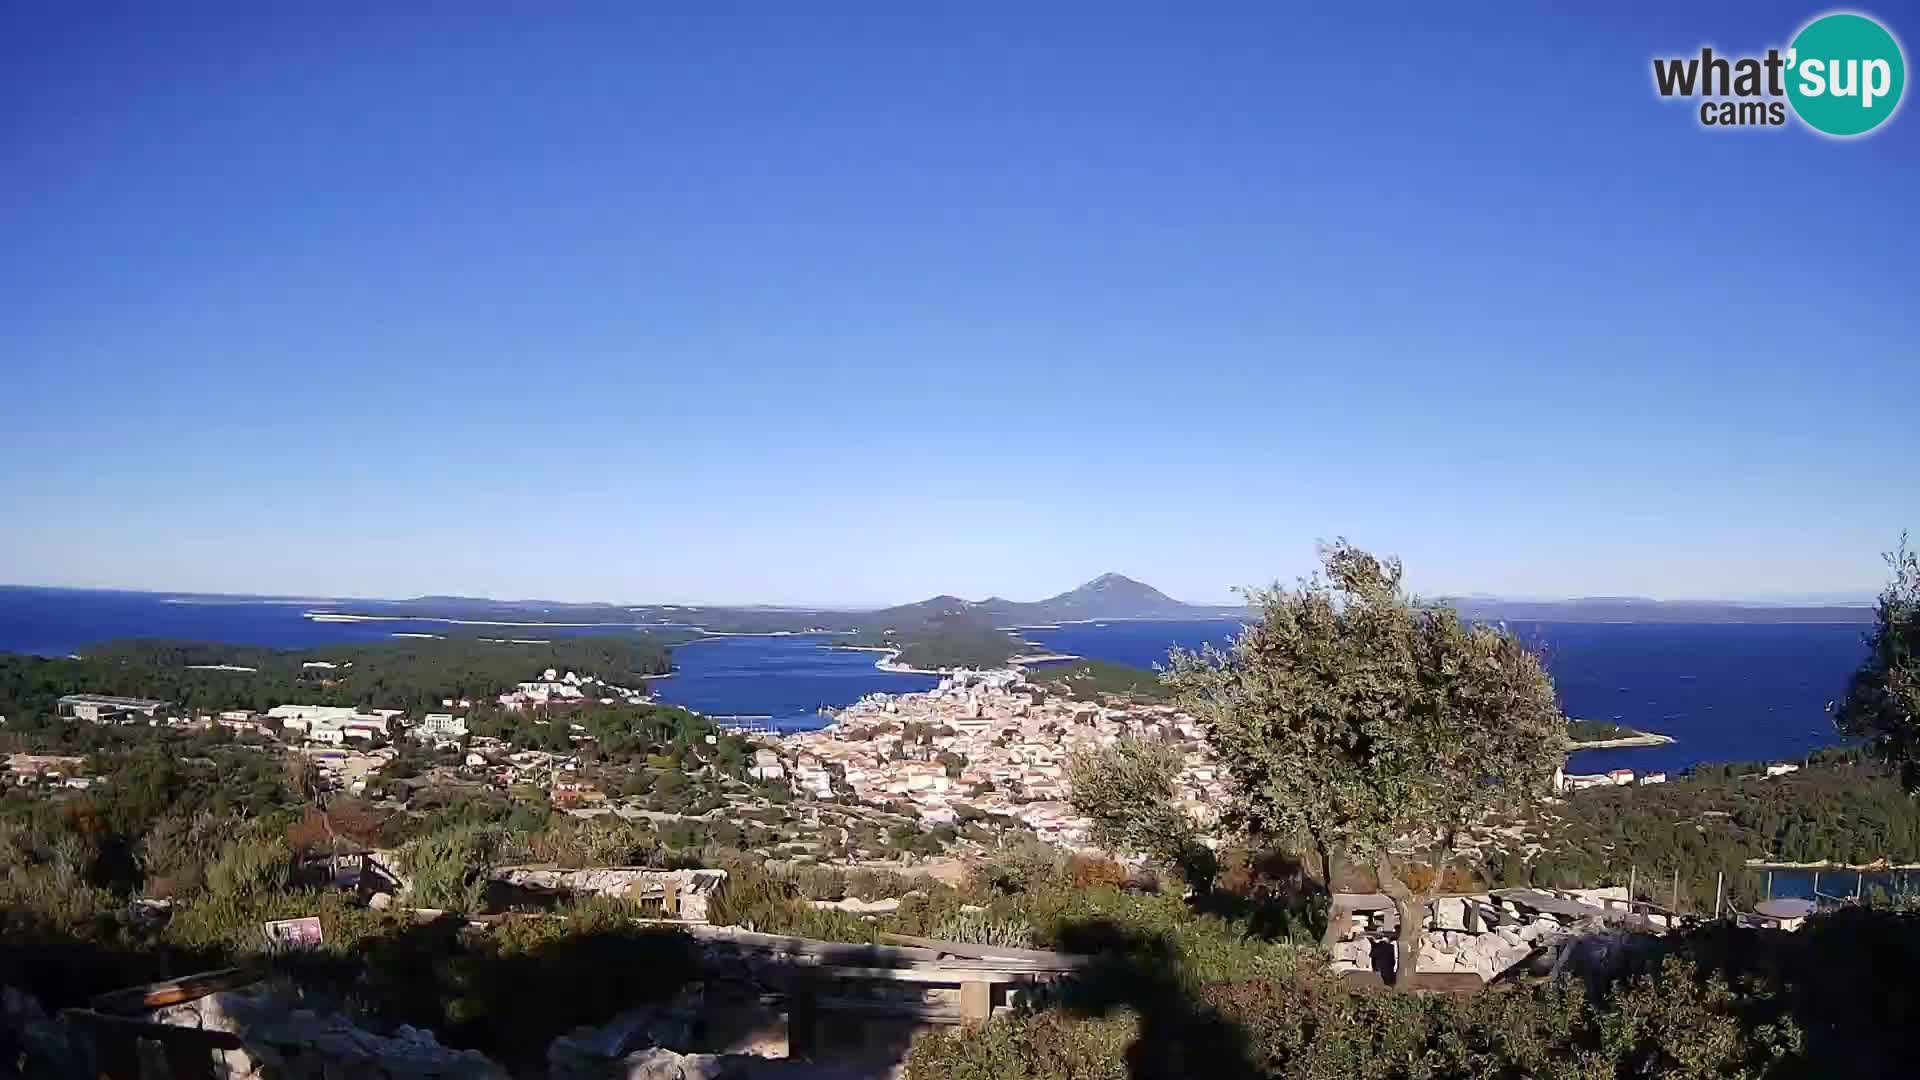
[1567,718,1676,749]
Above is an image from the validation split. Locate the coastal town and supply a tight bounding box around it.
[16,665,1810,851]
[12,664,1225,857]
[769,669,1228,846]
[7,665,652,804]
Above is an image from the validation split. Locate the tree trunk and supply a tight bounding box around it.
[1314,835,1336,891]
[1318,840,1344,948]
[1374,853,1427,990]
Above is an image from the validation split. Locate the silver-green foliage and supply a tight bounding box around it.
[1166,541,1565,978]
[926,911,1036,949]
[1836,535,1920,791]
[1068,736,1209,885]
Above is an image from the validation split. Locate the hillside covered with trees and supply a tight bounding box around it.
[0,635,677,723]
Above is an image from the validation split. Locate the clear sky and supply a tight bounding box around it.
[2,4,1914,606]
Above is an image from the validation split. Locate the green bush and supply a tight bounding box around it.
[909,1009,1134,1080]
[516,816,656,868]
[204,824,294,900]
[926,911,1035,949]
[0,819,119,940]
[910,958,1796,1080]
[401,826,498,913]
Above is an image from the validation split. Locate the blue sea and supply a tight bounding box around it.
[1015,618,1871,776]
[0,586,929,730]
[0,588,1873,767]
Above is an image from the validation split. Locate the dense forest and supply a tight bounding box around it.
[0,635,677,722]
[890,626,1019,669]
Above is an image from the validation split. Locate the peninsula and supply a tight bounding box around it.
[1566,719,1675,750]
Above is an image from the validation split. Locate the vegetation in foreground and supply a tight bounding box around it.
[4,536,1917,1076]
[907,907,1920,1079]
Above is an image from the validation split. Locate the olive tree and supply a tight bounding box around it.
[1835,535,1920,791]
[1166,541,1565,985]
[1069,736,1216,889]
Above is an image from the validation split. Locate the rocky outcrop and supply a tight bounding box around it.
[547,986,880,1080]
[3,987,94,1078]
[491,868,728,922]
[154,988,508,1079]
[1333,894,1565,983]
[804,897,901,915]
[548,986,706,1077]
[1415,928,1537,981]
[599,1047,867,1079]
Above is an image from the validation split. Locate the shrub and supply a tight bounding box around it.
[970,838,1069,896]
[926,912,1036,949]
[521,816,656,868]
[1068,855,1129,892]
[142,811,246,898]
[0,823,119,940]
[401,826,498,913]
[204,825,294,900]
[907,1010,1135,1080]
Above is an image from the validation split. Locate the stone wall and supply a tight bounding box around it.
[492,867,727,922]
[1330,894,1563,983]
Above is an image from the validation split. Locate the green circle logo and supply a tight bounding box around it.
[1787,12,1906,136]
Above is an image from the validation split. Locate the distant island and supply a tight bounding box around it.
[1566,718,1676,749]
[293,575,1873,672]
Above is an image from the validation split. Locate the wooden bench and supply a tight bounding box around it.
[678,925,1084,1051]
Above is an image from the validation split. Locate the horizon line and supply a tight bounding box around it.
[0,579,1880,612]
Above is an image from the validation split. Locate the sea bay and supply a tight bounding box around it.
[1017,618,1870,776]
[0,588,1873,770]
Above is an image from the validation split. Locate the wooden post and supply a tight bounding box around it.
[1628,866,1635,908]
[787,974,818,1059]
[960,980,993,1025]
[1715,872,1724,920]
[1671,867,1680,912]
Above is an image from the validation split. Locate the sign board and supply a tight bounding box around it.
[261,916,324,949]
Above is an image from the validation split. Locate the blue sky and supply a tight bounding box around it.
[2,4,1914,606]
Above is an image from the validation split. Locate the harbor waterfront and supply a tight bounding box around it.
[0,587,1873,771]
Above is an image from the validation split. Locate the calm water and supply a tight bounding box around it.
[1758,868,1919,903]
[1018,618,1870,776]
[648,638,936,730]
[0,586,919,729]
[0,586,674,653]
[0,588,1872,767]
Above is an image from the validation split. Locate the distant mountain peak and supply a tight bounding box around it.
[878,573,1245,628]
[1035,573,1190,618]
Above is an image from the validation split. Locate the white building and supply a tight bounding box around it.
[416,713,469,745]
[268,705,388,744]
[343,715,390,742]
[747,748,785,781]
[268,704,360,730]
